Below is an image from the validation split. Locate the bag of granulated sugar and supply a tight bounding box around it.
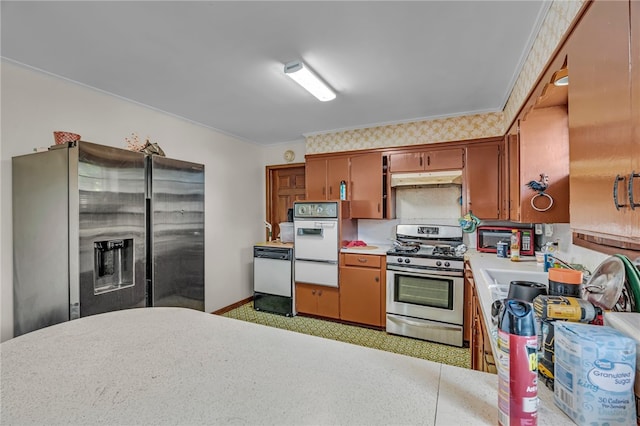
[554,322,636,426]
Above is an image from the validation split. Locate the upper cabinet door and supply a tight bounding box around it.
[465,142,501,220]
[507,133,521,221]
[305,157,328,200]
[350,152,384,219]
[388,152,424,172]
[568,0,636,241]
[517,106,570,224]
[388,148,463,173]
[426,148,464,171]
[326,157,349,200]
[304,156,350,201]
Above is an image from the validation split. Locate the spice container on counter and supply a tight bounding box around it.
[497,241,508,258]
[510,229,520,261]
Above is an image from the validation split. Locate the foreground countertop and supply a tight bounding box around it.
[1,306,573,425]
[466,250,574,424]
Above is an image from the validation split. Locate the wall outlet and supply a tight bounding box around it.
[544,224,554,237]
[535,224,543,235]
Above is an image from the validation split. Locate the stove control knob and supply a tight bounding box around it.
[444,261,450,267]
[404,258,410,264]
[436,260,442,267]
[397,257,403,263]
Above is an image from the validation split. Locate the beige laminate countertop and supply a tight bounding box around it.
[341,244,391,255]
[2,305,572,424]
[1,307,496,425]
[255,240,294,248]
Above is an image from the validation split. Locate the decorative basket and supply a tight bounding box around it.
[53,131,81,145]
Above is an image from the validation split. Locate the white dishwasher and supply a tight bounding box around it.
[253,245,295,316]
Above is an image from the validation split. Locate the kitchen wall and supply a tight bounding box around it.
[261,141,306,167]
[0,60,266,342]
[299,0,608,271]
[304,0,585,153]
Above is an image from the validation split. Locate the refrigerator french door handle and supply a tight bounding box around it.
[68,143,81,320]
[145,155,152,200]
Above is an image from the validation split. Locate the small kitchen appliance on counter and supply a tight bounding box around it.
[476,225,536,256]
[253,244,294,316]
[386,224,466,347]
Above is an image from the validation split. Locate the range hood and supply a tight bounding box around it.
[390,170,463,187]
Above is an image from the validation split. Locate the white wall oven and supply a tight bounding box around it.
[293,202,340,287]
[386,224,465,347]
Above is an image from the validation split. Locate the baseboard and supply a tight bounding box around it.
[211,296,254,315]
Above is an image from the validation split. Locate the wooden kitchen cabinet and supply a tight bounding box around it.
[295,283,340,319]
[567,0,640,250]
[305,156,349,200]
[464,141,502,220]
[388,148,463,173]
[465,261,496,374]
[505,104,570,224]
[339,253,386,327]
[350,152,385,219]
[306,152,390,219]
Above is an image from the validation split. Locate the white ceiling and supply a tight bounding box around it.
[1,1,550,145]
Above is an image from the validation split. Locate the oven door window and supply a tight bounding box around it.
[393,274,453,310]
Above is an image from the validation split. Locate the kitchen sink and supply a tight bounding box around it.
[481,268,548,286]
[481,268,548,301]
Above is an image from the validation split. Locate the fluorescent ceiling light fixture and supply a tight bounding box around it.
[284,60,336,102]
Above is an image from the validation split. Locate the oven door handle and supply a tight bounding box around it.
[386,265,462,277]
[297,228,324,237]
[387,314,461,331]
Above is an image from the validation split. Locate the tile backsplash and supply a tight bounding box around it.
[395,186,462,221]
[357,186,464,245]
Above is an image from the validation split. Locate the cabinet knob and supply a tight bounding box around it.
[312,290,316,295]
[374,276,379,282]
[318,290,323,296]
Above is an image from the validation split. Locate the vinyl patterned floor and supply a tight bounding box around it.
[221,301,471,369]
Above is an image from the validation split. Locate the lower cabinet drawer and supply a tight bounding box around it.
[343,253,381,268]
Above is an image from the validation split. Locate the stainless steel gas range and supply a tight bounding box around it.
[386,224,466,347]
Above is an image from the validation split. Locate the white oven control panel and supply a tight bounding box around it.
[294,202,338,218]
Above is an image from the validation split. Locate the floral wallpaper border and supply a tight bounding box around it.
[306,0,585,155]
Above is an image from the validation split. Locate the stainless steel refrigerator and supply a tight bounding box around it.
[12,141,204,336]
